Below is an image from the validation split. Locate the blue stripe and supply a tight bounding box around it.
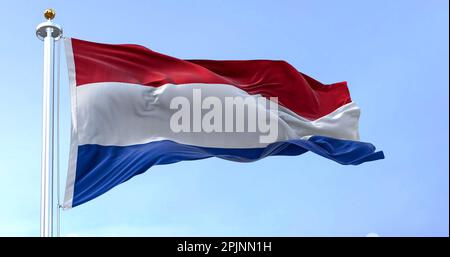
[72,136,384,207]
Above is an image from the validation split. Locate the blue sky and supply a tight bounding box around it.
[0,0,448,236]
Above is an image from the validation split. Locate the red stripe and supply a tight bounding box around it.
[70,38,351,120]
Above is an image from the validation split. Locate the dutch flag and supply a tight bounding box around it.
[63,38,384,209]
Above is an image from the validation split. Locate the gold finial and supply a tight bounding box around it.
[44,8,56,20]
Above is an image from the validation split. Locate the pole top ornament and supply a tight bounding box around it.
[36,8,62,41]
[44,9,56,20]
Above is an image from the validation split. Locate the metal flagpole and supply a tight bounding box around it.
[36,9,63,237]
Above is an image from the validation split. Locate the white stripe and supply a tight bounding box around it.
[75,82,360,149]
[62,38,77,209]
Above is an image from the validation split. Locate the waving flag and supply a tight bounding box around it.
[63,38,384,208]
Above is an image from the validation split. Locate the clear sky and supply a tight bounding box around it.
[0,0,448,236]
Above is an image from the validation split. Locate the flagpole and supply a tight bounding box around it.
[36,9,62,237]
